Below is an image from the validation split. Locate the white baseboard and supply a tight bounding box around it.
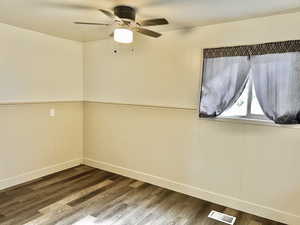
[84,158,299,225]
[0,158,83,191]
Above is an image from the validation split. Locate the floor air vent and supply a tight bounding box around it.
[208,210,236,225]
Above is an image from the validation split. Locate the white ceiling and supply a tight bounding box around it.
[1,0,300,42]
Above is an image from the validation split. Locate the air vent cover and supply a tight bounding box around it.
[208,210,236,225]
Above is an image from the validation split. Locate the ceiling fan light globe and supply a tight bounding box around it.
[114,28,133,43]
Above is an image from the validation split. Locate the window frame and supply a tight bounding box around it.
[218,77,268,121]
[200,79,300,128]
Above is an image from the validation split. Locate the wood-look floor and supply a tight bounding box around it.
[0,165,285,225]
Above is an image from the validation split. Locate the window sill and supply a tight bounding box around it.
[201,116,300,129]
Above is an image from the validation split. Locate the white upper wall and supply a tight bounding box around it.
[84,12,300,107]
[0,22,83,103]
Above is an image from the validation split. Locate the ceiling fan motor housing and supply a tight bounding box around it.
[114,6,136,21]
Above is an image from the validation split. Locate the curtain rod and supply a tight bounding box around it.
[203,39,300,58]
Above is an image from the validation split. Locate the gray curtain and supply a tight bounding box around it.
[252,52,300,124]
[199,56,251,117]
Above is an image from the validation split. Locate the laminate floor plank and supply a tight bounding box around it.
[168,197,205,225]
[117,188,169,224]
[0,169,101,215]
[111,188,173,225]
[148,193,191,225]
[182,200,207,225]
[135,192,189,225]
[0,209,41,225]
[0,165,286,225]
[188,202,225,225]
[1,170,110,220]
[99,185,164,225]
[41,178,135,225]
[91,183,152,219]
[30,166,96,190]
[0,194,13,206]
[67,177,127,207]
[235,213,253,225]
[0,165,85,195]
[39,179,114,214]
[0,168,101,211]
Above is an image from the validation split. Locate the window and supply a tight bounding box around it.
[219,73,268,121]
[200,40,300,125]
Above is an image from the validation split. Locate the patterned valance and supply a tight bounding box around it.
[203,40,300,58]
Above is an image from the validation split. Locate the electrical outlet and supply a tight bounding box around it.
[49,108,55,117]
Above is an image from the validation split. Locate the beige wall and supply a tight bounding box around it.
[0,22,83,103]
[0,23,84,189]
[0,102,83,189]
[84,12,300,224]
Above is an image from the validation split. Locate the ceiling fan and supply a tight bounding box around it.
[74,5,169,43]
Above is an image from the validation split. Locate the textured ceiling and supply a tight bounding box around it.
[0,0,300,42]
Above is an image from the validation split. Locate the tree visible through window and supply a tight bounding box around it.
[219,74,267,121]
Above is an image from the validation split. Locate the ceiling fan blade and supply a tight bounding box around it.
[135,27,162,38]
[99,9,115,19]
[99,9,124,25]
[74,22,110,26]
[139,18,169,26]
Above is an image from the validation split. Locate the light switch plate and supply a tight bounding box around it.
[49,108,55,117]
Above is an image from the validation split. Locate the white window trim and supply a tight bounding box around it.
[204,116,300,129]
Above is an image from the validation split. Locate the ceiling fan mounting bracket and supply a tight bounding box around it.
[113,5,136,21]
